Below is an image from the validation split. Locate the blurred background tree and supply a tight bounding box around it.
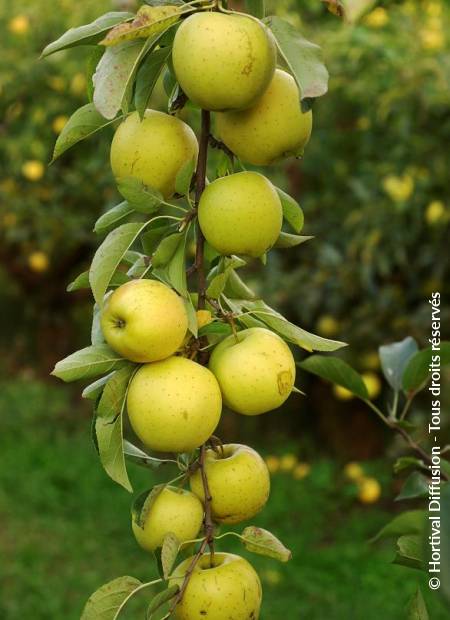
[0,0,448,446]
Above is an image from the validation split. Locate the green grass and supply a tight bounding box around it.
[0,379,447,619]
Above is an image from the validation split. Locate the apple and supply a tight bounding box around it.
[190,444,270,524]
[216,69,313,165]
[209,327,296,415]
[132,486,204,552]
[198,172,282,258]
[172,12,276,111]
[100,279,188,363]
[170,552,262,620]
[127,356,222,453]
[110,110,198,199]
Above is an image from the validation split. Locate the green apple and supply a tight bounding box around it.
[170,552,262,619]
[110,110,198,199]
[216,69,313,165]
[100,279,188,363]
[127,356,222,453]
[209,327,296,415]
[198,172,282,258]
[190,444,270,524]
[172,12,276,111]
[132,486,204,552]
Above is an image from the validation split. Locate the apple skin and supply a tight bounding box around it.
[127,356,222,453]
[198,172,282,258]
[216,69,313,166]
[100,279,188,363]
[190,444,270,524]
[110,110,198,199]
[132,486,204,552]
[172,12,276,112]
[170,552,262,620]
[209,327,296,415]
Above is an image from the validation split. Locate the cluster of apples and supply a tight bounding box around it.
[102,9,312,619]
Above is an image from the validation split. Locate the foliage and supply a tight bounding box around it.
[260,0,450,361]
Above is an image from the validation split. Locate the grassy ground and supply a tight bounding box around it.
[0,379,447,619]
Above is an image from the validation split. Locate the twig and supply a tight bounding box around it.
[194,110,210,311]
[169,110,216,618]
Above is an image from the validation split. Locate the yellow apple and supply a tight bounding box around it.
[100,279,188,363]
[127,356,222,453]
[172,12,276,111]
[190,444,270,524]
[216,69,313,165]
[198,172,282,258]
[110,110,198,199]
[209,327,295,415]
[132,486,204,552]
[170,552,262,619]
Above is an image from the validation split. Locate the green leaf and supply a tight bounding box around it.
[67,271,90,292]
[184,296,198,338]
[396,473,430,502]
[124,440,173,470]
[161,533,180,579]
[264,16,328,100]
[393,535,424,571]
[207,257,246,299]
[199,322,233,338]
[82,374,114,401]
[52,103,117,162]
[95,202,136,235]
[298,355,369,399]
[372,510,426,543]
[147,585,180,620]
[100,5,183,46]
[175,158,196,196]
[165,232,188,296]
[52,345,127,383]
[394,457,427,475]
[407,587,429,620]
[42,12,133,57]
[90,222,148,306]
[117,177,163,213]
[403,342,450,393]
[135,46,172,118]
[95,407,132,492]
[244,0,265,18]
[87,47,105,103]
[91,303,105,346]
[379,337,418,391]
[141,223,174,256]
[152,232,184,267]
[241,526,292,562]
[93,39,146,120]
[67,270,130,293]
[276,187,304,233]
[274,233,313,249]
[97,366,135,420]
[224,269,258,301]
[228,299,346,352]
[81,576,143,620]
[132,485,166,528]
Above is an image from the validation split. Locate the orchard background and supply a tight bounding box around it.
[0,0,449,618]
